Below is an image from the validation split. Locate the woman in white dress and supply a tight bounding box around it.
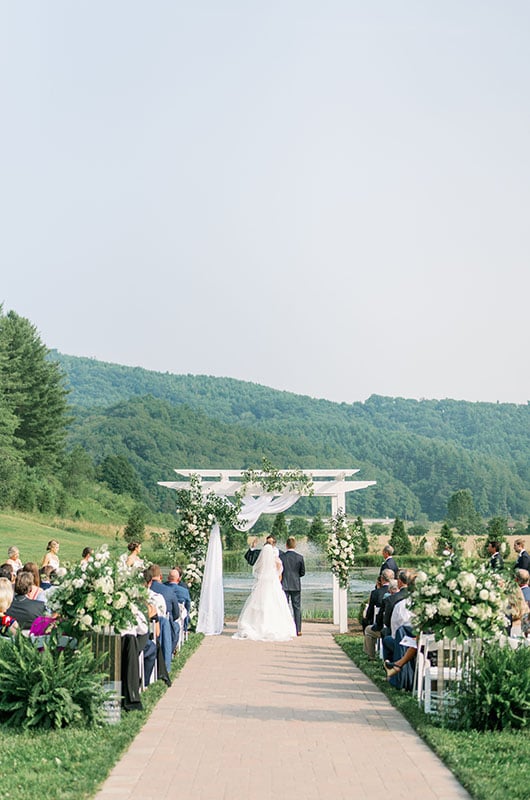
[233,543,296,641]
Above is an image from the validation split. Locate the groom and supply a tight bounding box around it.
[280,537,305,636]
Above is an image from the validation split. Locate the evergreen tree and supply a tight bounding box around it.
[97,454,143,498]
[289,517,310,539]
[435,522,461,556]
[123,503,148,544]
[351,516,369,553]
[271,512,288,542]
[389,517,412,555]
[0,309,69,470]
[308,513,328,546]
[446,489,483,535]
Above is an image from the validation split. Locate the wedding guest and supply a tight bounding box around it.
[6,570,46,630]
[0,577,17,636]
[362,569,394,631]
[22,562,46,602]
[120,541,144,570]
[147,565,179,662]
[165,568,192,613]
[487,541,504,572]
[81,547,93,563]
[513,539,530,572]
[363,578,399,659]
[382,569,415,662]
[0,563,15,583]
[6,546,23,574]
[515,569,530,606]
[39,566,54,590]
[42,539,61,571]
[379,544,398,578]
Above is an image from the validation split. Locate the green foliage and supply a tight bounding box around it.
[123,503,148,543]
[351,516,368,552]
[408,523,429,537]
[97,454,143,499]
[389,517,412,555]
[308,513,327,546]
[446,489,484,535]
[435,522,463,557]
[451,642,530,731]
[0,632,107,729]
[271,512,288,541]
[288,516,310,538]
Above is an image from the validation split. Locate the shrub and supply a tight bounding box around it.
[0,632,108,729]
[451,642,530,731]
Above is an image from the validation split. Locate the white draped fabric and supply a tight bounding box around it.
[197,493,301,635]
[196,522,224,635]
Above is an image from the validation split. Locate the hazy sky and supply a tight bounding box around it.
[1,2,529,405]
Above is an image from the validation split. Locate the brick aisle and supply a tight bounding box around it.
[94,622,470,800]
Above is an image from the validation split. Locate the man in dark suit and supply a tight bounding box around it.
[165,568,191,613]
[379,544,398,578]
[148,565,180,657]
[514,538,530,572]
[6,570,45,630]
[279,537,305,636]
[244,534,280,567]
[487,541,504,571]
[362,568,394,631]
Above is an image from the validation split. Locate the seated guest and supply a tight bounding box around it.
[39,565,54,591]
[0,577,18,636]
[384,633,418,691]
[515,569,530,607]
[7,546,23,575]
[363,578,398,659]
[382,569,415,663]
[145,566,179,670]
[6,571,46,630]
[362,569,394,631]
[22,562,46,602]
[0,563,15,583]
[165,568,192,612]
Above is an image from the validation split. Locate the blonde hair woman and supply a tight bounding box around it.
[0,576,17,636]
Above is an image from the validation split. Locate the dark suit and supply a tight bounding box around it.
[515,550,530,571]
[164,581,191,613]
[150,580,180,655]
[6,595,45,630]
[379,557,398,578]
[362,584,389,630]
[279,549,305,634]
[245,546,283,567]
[489,552,504,571]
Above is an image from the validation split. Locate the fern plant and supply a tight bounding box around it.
[450,641,530,731]
[0,632,108,729]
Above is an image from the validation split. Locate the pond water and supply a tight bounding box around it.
[223,566,378,618]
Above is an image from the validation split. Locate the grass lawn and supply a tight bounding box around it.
[0,633,203,800]
[336,635,530,800]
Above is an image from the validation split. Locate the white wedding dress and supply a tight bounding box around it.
[233,544,296,642]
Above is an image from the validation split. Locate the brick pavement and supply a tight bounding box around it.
[94,622,470,800]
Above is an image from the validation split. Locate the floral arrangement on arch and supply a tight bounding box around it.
[326,509,355,589]
[174,474,241,602]
[48,545,147,634]
[410,559,509,641]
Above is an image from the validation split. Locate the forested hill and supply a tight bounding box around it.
[53,352,530,520]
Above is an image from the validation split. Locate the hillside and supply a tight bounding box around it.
[53,352,530,520]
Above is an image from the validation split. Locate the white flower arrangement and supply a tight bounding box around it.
[410,558,509,641]
[326,509,355,590]
[48,545,147,634]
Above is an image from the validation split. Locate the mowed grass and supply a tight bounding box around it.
[336,635,530,800]
[0,632,203,800]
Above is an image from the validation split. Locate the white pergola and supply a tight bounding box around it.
[159,468,376,633]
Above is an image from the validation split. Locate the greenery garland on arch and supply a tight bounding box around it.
[172,462,314,606]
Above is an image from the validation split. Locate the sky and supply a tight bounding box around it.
[1,2,529,405]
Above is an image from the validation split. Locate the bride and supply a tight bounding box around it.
[233,543,296,641]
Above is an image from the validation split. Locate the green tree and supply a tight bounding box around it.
[97,454,143,498]
[0,309,69,470]
[308,513,327,546]
[271,512,288,542]
[408,524,429,538]
[389,517,412,555]
[60,446,95,496]
[435,522,462,557]
[123,503,148,544]
[351,516,369,553]
[446,489,483,535]
[289,517,310,539]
